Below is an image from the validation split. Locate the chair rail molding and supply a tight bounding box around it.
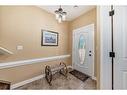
[0,54,70,69]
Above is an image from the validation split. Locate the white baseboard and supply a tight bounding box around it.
[92,76,97,81]
[11,65,72,89]
[10,74,45,89]
[67,65,73,69]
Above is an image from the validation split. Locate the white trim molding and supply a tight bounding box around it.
[10,65,72,89]
[0,46,13,55]
[10,74,45,90]
[0,54,70,69]
[67,65,73,69]
[92,76,97,81]
[100,6,112,89]
[10,74,45,89]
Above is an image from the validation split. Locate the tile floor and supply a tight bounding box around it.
[15,71,96,90]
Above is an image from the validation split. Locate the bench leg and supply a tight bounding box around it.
[45,65,52,86]
[59,62,68,78]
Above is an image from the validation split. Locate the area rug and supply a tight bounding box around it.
[69,70,89,82]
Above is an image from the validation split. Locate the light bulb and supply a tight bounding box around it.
[58,18,62,23]
[62,15,66,21]
[55,14,59,20]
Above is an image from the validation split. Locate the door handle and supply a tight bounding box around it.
[89,51,91,53]
[89,51,92,56]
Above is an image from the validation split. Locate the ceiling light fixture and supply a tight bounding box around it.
[55,5,67,23]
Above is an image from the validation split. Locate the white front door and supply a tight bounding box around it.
[72,24,94,78]
[114,6,127,89]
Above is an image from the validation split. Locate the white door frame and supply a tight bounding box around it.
[72,24,95,79]
[99,6,112,89]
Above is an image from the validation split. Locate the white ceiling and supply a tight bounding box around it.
[38,5,95,21]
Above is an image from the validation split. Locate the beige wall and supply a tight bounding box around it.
[0,6,98,86]
[0,6,70,62]
[0,6,70,84]
[69,8,97,77]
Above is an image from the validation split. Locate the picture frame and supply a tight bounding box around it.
[41,30,58,46]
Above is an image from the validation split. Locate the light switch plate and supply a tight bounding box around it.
[17,45,23,50]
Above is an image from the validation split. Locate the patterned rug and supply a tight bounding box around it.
[69,70,89,82]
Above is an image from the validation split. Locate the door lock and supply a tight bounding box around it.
[89,54,92,56]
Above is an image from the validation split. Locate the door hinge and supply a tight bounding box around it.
[109,52,115,57]
[109,10,114,16]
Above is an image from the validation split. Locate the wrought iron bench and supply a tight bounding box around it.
[45,62,68,86]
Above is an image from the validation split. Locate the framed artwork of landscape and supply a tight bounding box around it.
[41,30,58,46]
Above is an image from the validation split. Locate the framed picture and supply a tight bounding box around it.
[41,30,58,46]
